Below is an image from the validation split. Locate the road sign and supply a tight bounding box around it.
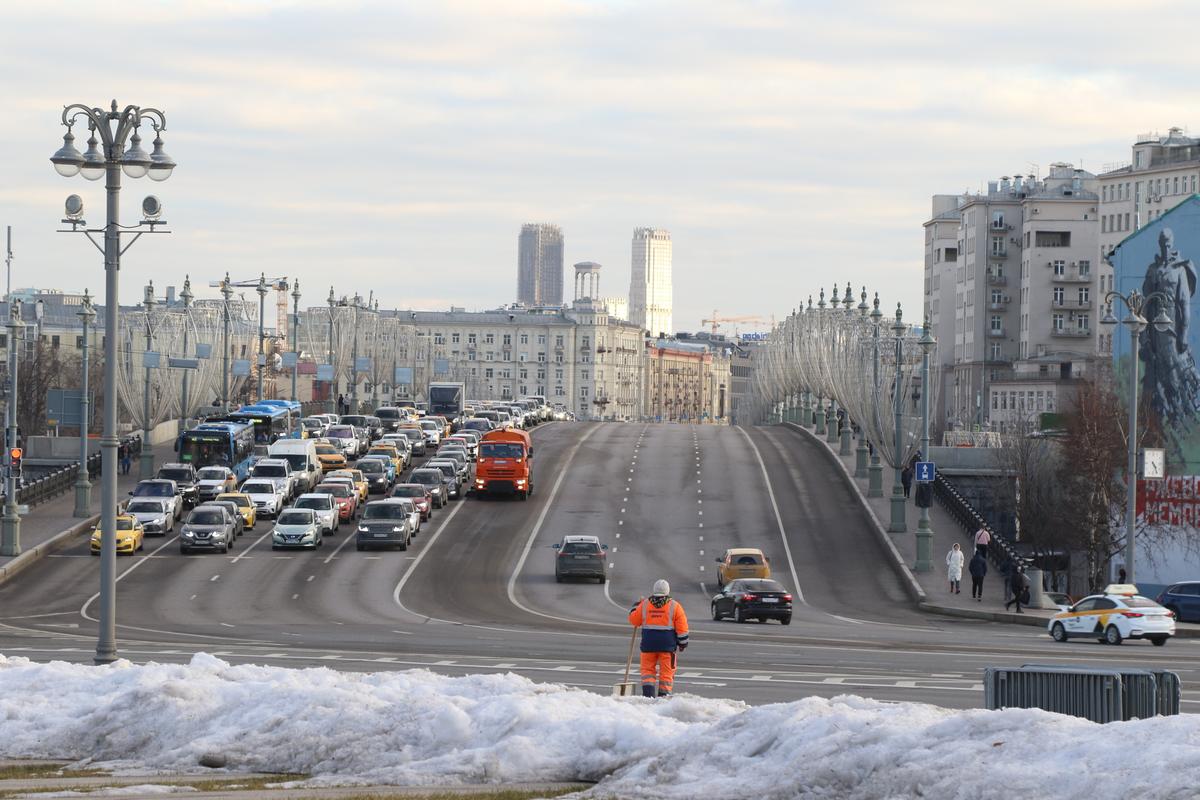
[316,364,334,382]
[280,352,298,369]
[915,461,936,483]
[231,359,252,377]
[48,389,91,427]
[394,367,413,385]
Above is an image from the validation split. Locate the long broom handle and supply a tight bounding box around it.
[623,626,639,685]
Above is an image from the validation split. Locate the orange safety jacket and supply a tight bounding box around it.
[629,597,689,652]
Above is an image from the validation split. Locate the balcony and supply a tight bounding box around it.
[1051,328,1092,338]
[987,328,1007,338]
[1051,270,1091,283]
[1052,298,1093,311]
[988,249,1008,259]
[986,273,1007,286]
[988,300,1010,311]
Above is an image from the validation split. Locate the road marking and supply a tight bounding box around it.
[231,529,273,563]
[219,622,235,628]
[391,480,471,616]
[210,575,220,582]
[189,594,197,600]
[323,531,357,564]
[80,534,180,623]
[736,426,804,604]
[751,674,772,681]
[292,593,300,600]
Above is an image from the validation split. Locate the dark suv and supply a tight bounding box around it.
[1156,582,1200,623]
[553,535,608,584]
[157,463,198,507]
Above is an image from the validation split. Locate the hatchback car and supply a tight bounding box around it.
[294,492,339,533]
[314,442,347,472]
[715,548,771,587]
[359,453,397,483]
[90,515,145,555]
[553,535,608,583]
[125,498,174,535]
[195,466,238,502]
[711,579,793,624]
[272,508,323,550]
[179,506,237,554]
[1155,582,1200,623]
[249,458,296,500]
[355,499,414,551]
[391,483,433,520]
[1048,585,1175,646]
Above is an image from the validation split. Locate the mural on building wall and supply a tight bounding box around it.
[1111,196,1200,477]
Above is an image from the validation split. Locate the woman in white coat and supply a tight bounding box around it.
[946,542,964,594]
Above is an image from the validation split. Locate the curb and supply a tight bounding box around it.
[780,422,927,605]
[0,514,98,588]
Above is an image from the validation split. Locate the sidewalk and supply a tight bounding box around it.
[777,422,1200,636]
[0,442,178,585]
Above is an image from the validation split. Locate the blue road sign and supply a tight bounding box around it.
[915,461,936,483]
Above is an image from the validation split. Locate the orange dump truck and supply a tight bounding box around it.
[473,428,534,500]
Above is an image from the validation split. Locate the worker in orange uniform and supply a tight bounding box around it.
[628,579,689,698]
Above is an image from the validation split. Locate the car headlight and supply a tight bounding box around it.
[393,527,404,533]
[357,525,369,533]
[183,531,195,538]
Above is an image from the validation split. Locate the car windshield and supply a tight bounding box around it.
[278,454,308,471]
[188,510,224,526]
[277,510,313,525]
[412,471,439,485]
[327,427,352,438]
[296,497,331,510]
[363,504,406,520]
[392,485,423,497]
[241,482,275,495]
[480,443,523,459]
[562,541,600,554]
[252,465,287,478]
[158,468,192,482]
[219,495,250,508]
[738,580,784,592]
[376,409,400,420]
[358,461,384,474]
[127,501,162,514]
[341,416,367,426]
[198,468,229,481]
[315,445,340,455]
[135,483,173,496]
[319,484,352,497]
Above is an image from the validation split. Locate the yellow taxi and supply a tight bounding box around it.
[315,442,347,472]
[216,492,257,529]
[328,468,369,502]
[90,515,145,556]
[715,548,771,587]
[366,443,404,474]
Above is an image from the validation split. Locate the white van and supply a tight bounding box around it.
[267,438,322,494]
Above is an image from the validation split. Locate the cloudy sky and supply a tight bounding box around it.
[0,1,1195,333]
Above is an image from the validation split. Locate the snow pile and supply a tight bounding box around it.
[0,654,1197,799]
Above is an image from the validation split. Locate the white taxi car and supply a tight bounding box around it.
[1048,584,1175,646]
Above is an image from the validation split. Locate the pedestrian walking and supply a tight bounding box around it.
[337,393,348,417]
[946,543,964,594]
[1005,567,1030,613]
[901,464,913,499]
[1118,567,1127,584]
[628,579,689,698]
[973,526,991,558]
[118,443,131,475]
[969,551,988,601]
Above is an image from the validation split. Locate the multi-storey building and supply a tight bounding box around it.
[643,337,730,422]
[1098,128,1200,355]
[629,227,673,336]
[517,223,564,306]
[924,163,1101,432]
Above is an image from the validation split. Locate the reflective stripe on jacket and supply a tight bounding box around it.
[629,598,689,653]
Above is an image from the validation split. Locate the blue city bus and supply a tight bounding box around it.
[228,404,299,443]
[175,422,257,480]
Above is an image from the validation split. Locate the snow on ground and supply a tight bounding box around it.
[0,653,1197,799]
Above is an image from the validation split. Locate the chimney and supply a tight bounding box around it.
[987,181,998,195]
[1000,176,1011,192]
[1013,175,1023,191]
[166,285,176,305]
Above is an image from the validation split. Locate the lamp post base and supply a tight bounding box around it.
[888,489,907,533]
[93,648,117,666]
[139,450,155,480]
[814,405,826,435]
[914,515,933,572]
[854,443,868,478]
[0,508,20,556]
[73,475,92,518]
[825,409,838,443]
[867,460,883,497]
[839,426,852,456]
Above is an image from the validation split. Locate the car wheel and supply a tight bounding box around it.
[137,539,144,552]
[356,544,365,551]
[781,615,792,625]
[734,606,744,624]
[1051,622,1067,642]
[1150,636,1168,646]
[711,603,721,621]
[1105,625,1123,646]
[180,546,189,554]
[597,574,606,584]
[272,545,280,551]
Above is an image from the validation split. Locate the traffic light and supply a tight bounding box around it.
[9,447,21,477]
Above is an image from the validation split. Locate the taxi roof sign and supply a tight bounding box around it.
[1102,583,1139,596]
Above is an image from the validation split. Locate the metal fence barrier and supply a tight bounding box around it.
[985,664,1182,722]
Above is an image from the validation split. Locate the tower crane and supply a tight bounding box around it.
[208,274,291,343]
[701,310,768,336]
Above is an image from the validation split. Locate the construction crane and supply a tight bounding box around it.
[208,274,290,342]
[701,310,768,336]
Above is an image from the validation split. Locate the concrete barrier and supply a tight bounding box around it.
[0,515,97,589]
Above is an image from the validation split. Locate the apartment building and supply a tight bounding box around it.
[1098,128,1200,354]
[517,223,565,306]
[923,195,963,430]
[643,337,731,422]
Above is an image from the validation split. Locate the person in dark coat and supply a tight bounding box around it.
[901,465,913,498]
[1005,567,1030,613]
[969,552,988,601]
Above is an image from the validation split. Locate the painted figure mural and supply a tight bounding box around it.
[1140,228,1200,427]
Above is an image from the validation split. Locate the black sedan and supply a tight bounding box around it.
[711,579,793,625]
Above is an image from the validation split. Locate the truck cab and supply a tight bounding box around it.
[473,429,533,500]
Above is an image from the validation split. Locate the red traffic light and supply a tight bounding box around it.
[8,448,20,460]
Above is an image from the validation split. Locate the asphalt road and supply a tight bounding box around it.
[2,421,1200,710]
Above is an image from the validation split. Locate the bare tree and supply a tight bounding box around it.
[991,413,1065,558]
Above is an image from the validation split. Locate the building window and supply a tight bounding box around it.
[485,351,494,361]
[991,211,1005,229]
[989,342,1001,360]
[1052,313,1065,331]
[555,368,564,380]
[451,332,460,344]
[581,370,589,380]
[1078,287,1090,304]
[555,335,564,347]
[1102,216,1108,233]
[555,386,565,396]
[485,333,494,345]
[537,352,545,362]
[990,315,1002,333]
[991,236,1005,255]
[1053,286,1064,304]
[467,333,477,346]
[537,334,546,345]
[1035,231,1071,247]
[502,334,511,346]
[1052,260,1065,276]
[1078,260,1090,276]
[1174,177,1180,194]
[1077,314,1090,332]
[520,333,529,345]
[519,352,527,362]
[434,333,445,345]
[990,289,1002,305]
[468,351,476,361]
[485,368,494,379]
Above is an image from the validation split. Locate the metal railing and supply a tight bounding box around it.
[11,435,141,510]
[932,472,1020,570]
[985,664,1181,722]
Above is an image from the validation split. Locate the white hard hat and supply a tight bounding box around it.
[651,579,670,597]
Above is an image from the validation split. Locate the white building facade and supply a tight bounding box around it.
[629,227,673,337]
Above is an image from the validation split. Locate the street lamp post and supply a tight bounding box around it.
[350,293,362,414]
[854,288,870,476]
[290,280,301,403]
[868,294,884,497]
[140,283,156,479]
[914,318,936,571]
[1,301,23,555]
[178,276,193,433]
[888,303,907,533]
[256,273,268,402]
[51,99,174,664]
[327,287,336,415]
[73,290,96,518]
[838,283,854,455]
[1102,290,1172,585]
[220,273,232,412]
